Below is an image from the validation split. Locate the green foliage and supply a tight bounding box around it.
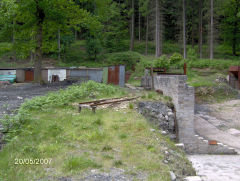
[102,2,128,53]
[0,42,13,57]
[20,81,124,111]
[169,53,183,64]
[129,103,134,109]
[187,48,198,61]
[188,59,240,70]
[132,57,152,76]
[153,55,170,70]
[218,0,240,55]
[86,36,102,61]
[106,51,142,70]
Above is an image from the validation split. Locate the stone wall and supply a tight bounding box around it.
[138,101,175,134]
[153,75,195,152]
[141,75,237,154]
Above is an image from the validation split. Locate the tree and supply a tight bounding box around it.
[139,0,150,54]
[86,36,102,61]
[0,0,98,82]
[102,1,128,53]
[210,0,214,59]
[219,0,240,56]
[130,0,135,51]
[182,0,186,59]
[155,0,162,57]
[199,0,203,59]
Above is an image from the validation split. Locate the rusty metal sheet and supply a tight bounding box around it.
[25,70,34,82]
[108,66,119,85]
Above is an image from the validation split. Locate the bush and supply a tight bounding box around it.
[19,81,125,112]
[153,55,170,70]
[187,48,198,61]
[169,53,183,64]
[106,51,141,70]
[0,42,13,57]
[133,58,153,76]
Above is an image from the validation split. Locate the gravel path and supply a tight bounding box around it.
[190,101,240,181]
[188,155,240,181]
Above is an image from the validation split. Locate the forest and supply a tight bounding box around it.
[0,0,240,81]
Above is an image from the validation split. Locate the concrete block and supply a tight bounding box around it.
[184,176,202,181]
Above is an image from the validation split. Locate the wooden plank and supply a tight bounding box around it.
[79,97,126,105]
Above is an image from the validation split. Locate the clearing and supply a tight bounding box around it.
[0,82,195,181]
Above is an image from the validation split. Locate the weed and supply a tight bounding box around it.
[129,103,134,109]
[119,133,127,139]
[93,118,103,126]
[102,145,112,152]
[64,156,101,171]
[113,160,123,167]
[111,124,119,130]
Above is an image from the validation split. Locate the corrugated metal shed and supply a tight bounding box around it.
[68,68,103,83]
[229,66,240,90]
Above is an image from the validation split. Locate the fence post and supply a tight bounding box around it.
[184,63,187,75]
[151,67,154,90]
[238,66,240,90]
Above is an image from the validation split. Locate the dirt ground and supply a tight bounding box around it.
[195,100,240,150]
[192,99,240,181]
[210,100,240,130]
[0,82,72,119]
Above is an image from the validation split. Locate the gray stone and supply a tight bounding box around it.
[184,176,202,181]
[138,101,175,133]
[169,171,176,181]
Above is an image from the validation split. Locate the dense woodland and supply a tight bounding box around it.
[0,0,240,81]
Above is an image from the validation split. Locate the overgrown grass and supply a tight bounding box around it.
[0,81,195,181]
[187,69,238,103]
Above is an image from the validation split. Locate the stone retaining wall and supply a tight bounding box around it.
[141,75,237,154]
[138,101,175,134]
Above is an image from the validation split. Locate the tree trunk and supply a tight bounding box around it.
[12,19,16,61]
[58,28,61,61]
[199,0,203,59]
[183,0,186,59]
[34,25,43,83]
[139,10,141,41]
[145,15,149,55]
[232,2,239,56]
[155,0,160,57]
[130,0,135,51]
[159,8,163,56]
[210,0,214,60]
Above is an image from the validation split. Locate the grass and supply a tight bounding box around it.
[0,81,195,181]
[187,69,239,103]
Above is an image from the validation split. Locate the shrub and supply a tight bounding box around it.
[153,55,170,70]
[132,58,153,76]
[169,53,183,64]
[187,48,198,61]
[106,51,141,70]
[19,81,125,112]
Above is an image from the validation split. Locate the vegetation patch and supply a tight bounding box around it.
[0,82,195,181]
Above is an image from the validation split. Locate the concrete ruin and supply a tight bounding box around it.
[142,74,237,154]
